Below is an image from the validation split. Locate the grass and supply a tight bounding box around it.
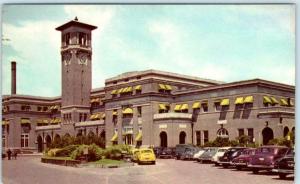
[42,156,75,161]
[90,159,126,165]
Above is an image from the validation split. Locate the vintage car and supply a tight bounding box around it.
[272,148,294,179]
[211,147,231,165]
[137,148,156,164]
[131,148,140,162]
[175,144,195,160]
[217,147,246,168]
[248,146,289,174]
[180,147,199,160]
[158,147,173,159]
[193,148,207,161]
[230,148,256,170]
[198,147,219,163]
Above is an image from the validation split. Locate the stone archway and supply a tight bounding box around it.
[45,135,52,148]
[283,127,289,137]
[179,131,186,144]
[262,127,274,145]
[37,135,43,152]
[160,131,168,148]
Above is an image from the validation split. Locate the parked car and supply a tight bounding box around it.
[217,147,246,168]
[131,148,140,162]
[180,147,200,160]
[198,147,219,163]
[175,144,195,160]
[137,148,156,165]
[153,147,163,157]
[248,146,289,174]
[193,148,207,161]
[211,147,231,165]
[158,147,173,159]
[272,148,294,179]
[230,148,256,170]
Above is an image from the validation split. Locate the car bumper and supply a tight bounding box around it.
[231,162,247,166]
[218,161,230,165]
[248,164,274,169]
[159,155,172,158]
[272,169,294,174]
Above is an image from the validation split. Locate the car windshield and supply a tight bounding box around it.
[286,149,295,156]
[256,148,275,154]
[218,149,226,152]
[141,150,152,153]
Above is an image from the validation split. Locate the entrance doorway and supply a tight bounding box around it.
[283,127,289,137]
[45,135,52,148]
[160,131,168,147]
[37,135,43,152]
[179,131,186,144]
[262,127,274,145]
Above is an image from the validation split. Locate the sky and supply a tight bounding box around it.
[1,4,295,97]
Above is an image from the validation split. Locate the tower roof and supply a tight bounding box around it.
[55,18,97,31]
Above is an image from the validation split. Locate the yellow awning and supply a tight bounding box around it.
[220,99,230,106]
[111,132,118,142]
[158,84,166,90]
[102,113,106,119]
[192,102,201,109]
[180,104,188,110]
[37,119,49,124]
[21,119,31,124]
[126,86,133,93]
[122,87,128,93]
[280,99,288,106]
[165,85,172,91]
[159,104,167,110]
[263,96,272,104]
[290,99,294,106]
[113,111,118,116]
[135,132,142,141]
[111,89,117,95]
[117,88,124,94]
[52,105,59,110]
[270,97,279,104]
[174,104,182,111]
[235,97,244,105]
[90,98,96,103]
[95,98,100,102]
[2,121,9,125]
[53,118,61,124]
[244,96,254,103]
[90,114,95,120]
[94,113,101,119]
[135,85,142,90]
[122,108,133,114]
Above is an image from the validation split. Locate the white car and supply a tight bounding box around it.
[211,147,231,165]
[193,148,208,161]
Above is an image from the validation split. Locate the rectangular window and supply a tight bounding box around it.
[238,129,244,137]
[2,135,5,148]
[235,104,243,110]
[137,106,142,117]
[196,131,201,146]
[21,134,29,148]
[204,130,209,143]
[214,102,221,111]
[21,105,31,111]
[84,113,87,121]
[37,106,42,111]
[202,103,208,112]
[247,128,254,143]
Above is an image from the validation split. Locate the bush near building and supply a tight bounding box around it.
[203,136,258,148]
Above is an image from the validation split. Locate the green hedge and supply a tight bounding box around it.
[55,145,79,157]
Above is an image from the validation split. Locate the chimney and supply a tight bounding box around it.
[11,61,16,95]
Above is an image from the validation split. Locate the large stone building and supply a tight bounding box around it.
[1,19,295,153]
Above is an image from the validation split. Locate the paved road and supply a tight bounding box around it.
[2,156,294,184]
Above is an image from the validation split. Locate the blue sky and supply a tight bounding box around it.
[2,5,295,97]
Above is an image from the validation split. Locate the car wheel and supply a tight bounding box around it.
[236,166,242,171]
[279,173,287,179]
[152,161,156,165]
[252,169,259,174]
[215,163,219,166]
[223,165,228,168]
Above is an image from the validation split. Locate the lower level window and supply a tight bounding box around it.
[204,130,209,143]
[2,135,5,147]
[21,134,29,148]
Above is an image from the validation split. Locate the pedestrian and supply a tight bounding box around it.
[7,149,12,160]
[13,150,18,160]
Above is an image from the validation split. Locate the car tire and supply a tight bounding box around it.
[215,163,219,166]
[279,173,287,179]
[252,169,259,174]
[223,165,228,168]
[236,166,242,171]
[152,161,156,165]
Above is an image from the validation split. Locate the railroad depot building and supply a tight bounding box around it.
[1,19,295,153]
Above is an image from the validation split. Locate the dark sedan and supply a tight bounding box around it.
[248,145,289,174]
[158,147,173,159]
[217,147,246,168]
[272,148,294,179]
[230,148,256,170]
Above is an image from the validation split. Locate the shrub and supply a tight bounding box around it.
[46,148,62,157]
[103,146,123,160]
[70,144,104,161]
[56,145,79,157]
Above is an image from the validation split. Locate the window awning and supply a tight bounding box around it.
[263,96,272,104]
[270,97,279,104]
[244,96,253,103]
[158,84,166,90]
[220,99,230,106]
[165,85,172,91]
[111,89,117,95]
[290,99,294,106]
[90,98,100,103]
[111,132,118,142]
[159,104,167,110]
[121,87,128,93]
[102,113,106,119]
[90,113,101,120]
[122,108,133,114]
[174,104,182,111]
[117,88,124,94]
[192,102,201,109]
[126,86,133,93]
[21,119,31,124]
[135,85,142,90]
[280,99,288,106]
[135,132,142,141]
[113,111,118,116]
[53,118,61,124]
[180,104,188,110]
[234,97,244,105]
[37,119,49,124]
[2,121,9,125]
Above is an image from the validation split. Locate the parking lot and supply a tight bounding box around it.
[2,156,294,184]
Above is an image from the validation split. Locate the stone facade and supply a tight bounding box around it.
[1,19,295,152]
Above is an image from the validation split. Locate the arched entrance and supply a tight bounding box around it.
[179,131,186,144]
[283,127,289,137]
[262,127,274,145]
[45,135,52,148]
[37,135,43,152]
[100,130,105,140]
[160,131,168,147]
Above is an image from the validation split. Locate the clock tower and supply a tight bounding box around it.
[56,18,97,123]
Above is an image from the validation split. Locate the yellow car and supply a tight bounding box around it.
[137,148,156,165]
[131,148,140,162]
